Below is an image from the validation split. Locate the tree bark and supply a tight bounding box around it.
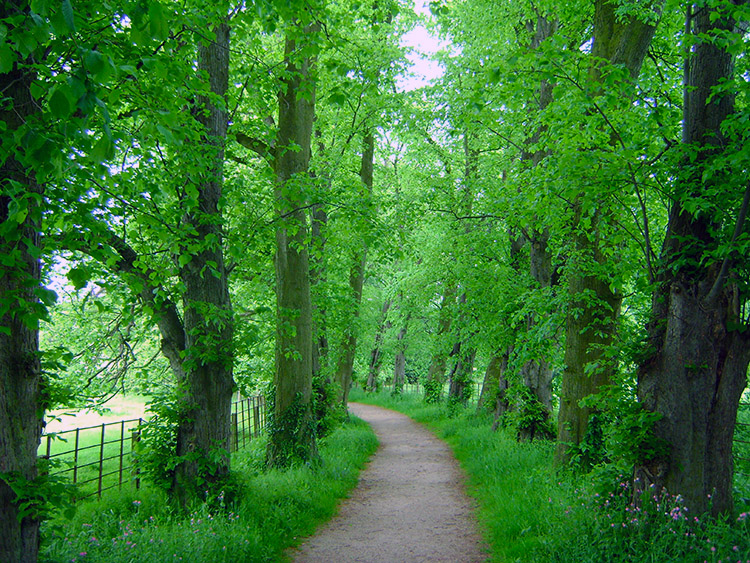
[636,1,750,516]
[366,298,391,391]
[391,321,409,394]
[310,202,329,379]
[491,349,512,431]
[0,6,43,556]
[555,0,661,464]
[172,21,234,502]
[267,24,319,466]
[424,282,456,403]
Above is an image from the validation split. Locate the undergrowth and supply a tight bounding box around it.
[350,388,750,563]
[40,416,377,563]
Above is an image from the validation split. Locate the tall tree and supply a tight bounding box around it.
[266,19,320,466]
[636,0,750,516]
[172,18,234,503]
[334,130,374,405]
[555,0,662,463]
[0,2,44,559]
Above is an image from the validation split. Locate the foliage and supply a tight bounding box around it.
[0,459,76,524]
[41,416,378,562]
[502,384,556,441]
[134,392,182,493]
[264,387,319,468]
[568,381,668,475]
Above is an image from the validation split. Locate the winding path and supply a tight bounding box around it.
[290,402,488,562]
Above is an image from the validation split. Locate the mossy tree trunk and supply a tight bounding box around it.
[0,5,43,556]
[172,21,234,503]
[636,1,750,516]
[267,24,319,467]
[555,0,661,464]
[335,130,374,406]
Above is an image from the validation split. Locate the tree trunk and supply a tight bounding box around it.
[310,202,329,379]
[334,131,374,406]
[267,25,319,467]
[555,0,661,464]
[366,299,391,391]
[424,282,456,403]
[448,345,477,407]
[491,349,512,431]
[0,11,43,557]
[173,21,234,502]
[636,2,750,516]
[391,321,408,394]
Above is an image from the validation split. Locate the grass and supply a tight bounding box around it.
[40,415,378,563]
[350,388,750,563]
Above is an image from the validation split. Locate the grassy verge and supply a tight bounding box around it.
[350,389,750,563]
[41,415,377,563]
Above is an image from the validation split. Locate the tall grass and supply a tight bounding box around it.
[350,389,750,563]
[41,416,377,563]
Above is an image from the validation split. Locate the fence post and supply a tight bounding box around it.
[131,421,141,491]
[97,423,105,499]
[241,399,247,449]
[119,420,125,488]
[73,428,80,486]
[253,397,261,437]
[230,413,238,452]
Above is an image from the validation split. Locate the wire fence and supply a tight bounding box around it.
[39,395,266,502]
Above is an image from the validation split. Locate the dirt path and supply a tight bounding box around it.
[290,402,488,562]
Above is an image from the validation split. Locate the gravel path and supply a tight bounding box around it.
[290,402,488,562]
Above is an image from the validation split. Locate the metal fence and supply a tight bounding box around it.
[39,395,266,502]
[735,395,750,500]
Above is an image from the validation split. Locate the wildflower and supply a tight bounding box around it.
[133,500,141,506]
[82,523,92,528]
[79,553,87,558]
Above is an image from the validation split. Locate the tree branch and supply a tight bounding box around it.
[234,132,275,166]
[706,181,750,304]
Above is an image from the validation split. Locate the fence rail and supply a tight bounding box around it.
[39,395,266,502]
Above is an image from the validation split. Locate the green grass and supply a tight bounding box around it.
[40,415,378,563]
[350,388,750,563]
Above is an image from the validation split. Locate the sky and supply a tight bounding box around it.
[397,0,447,91]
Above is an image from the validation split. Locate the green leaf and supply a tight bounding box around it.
[66,266,89,290]
[148,2,169,41]
[178,254,192,268]
[0,44,15,73]
[61,0,76,33]
[48,87,72,118]
[84,49,105,77]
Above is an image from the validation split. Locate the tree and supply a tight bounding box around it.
[636,0,750,516]
[555,0,662,463]
[0,3,45,558]
[266,18,320,467]
[171,17,234,504]
[334,130,374,405]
